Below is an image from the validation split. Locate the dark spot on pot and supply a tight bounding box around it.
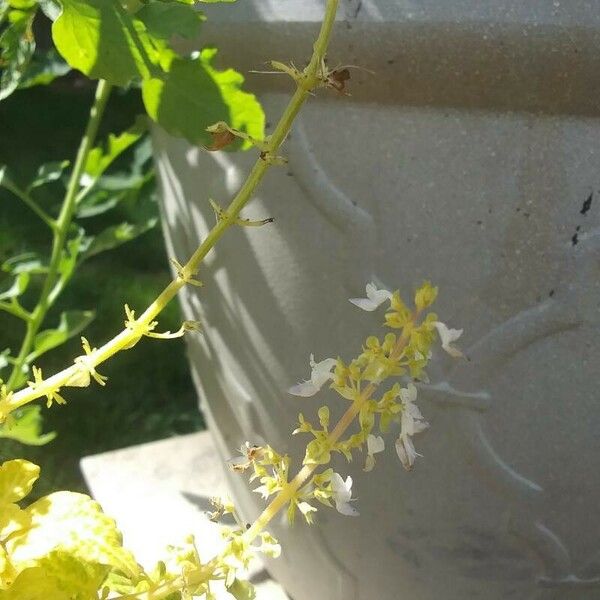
[476,220,483,225]
[387,59,395,65]
[580,192,593,215]
[523,212,530,218]
[576,225,581,231]
[549,289,555,297]
[572,232,579,246]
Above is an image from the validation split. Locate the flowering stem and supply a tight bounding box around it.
[2,1,339,415]
[5,79,112,392]
[242,320,415,544]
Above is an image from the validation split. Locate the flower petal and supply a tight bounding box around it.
[288,381,320,397]
[349,282,392,311]
[367,434,385,455]
[432,321,464,358]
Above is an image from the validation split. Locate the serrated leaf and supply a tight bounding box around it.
[83,119,146,180]
[142,47,264,148]
[27,160,69,192]
[83,217,157,259]
[30,309,95,360]
[52,0,155,86]
[6,491,140,579]
[0,459,39,504]
[136,1,204,40]
[0,3,37,101]
[18,48,70,89]
[0,272,29,301]
[0,406,56,446]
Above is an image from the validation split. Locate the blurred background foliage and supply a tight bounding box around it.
[0,63,203,500]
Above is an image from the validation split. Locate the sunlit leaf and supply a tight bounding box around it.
[52,0,155,86]
[142,48,264,148]
[0,272,29,301]
[227,578,256,600]
[136,1,204,40]
[83,118,146,180]
[1,552,107,600]
[0,406,56,446]
[30,309,95,360]
[0,459,39,504]
[7,491,140,579]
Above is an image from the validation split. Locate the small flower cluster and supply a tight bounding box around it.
[230,281,464,527]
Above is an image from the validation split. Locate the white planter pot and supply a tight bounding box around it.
[153,2,600,598]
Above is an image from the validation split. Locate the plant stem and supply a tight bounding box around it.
[5,79,112,392]
[4,0,339,412]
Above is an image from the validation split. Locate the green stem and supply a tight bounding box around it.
[5,80,112,391]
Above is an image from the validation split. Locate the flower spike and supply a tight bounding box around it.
[349,282,392,311]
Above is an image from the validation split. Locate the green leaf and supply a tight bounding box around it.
[27,160,70,192]
[18,48,70,89]
[83,118,146,180]
[0,406,57,446]
[0,3,37,100]
[142,47,264,148]
[0,272,29,300]
[76,188,125,218]
[52,0,155,86]
[136,1,204,40]
[2,252,48,275]
[83,217,157,259]
[30,309,95,360]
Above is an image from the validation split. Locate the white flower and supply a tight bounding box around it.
[330,472,359,516]
[432,321,464,358]
[364,434,385,472]
[395,383,429,471]
[349,282,392,311]
[288,354,337,397]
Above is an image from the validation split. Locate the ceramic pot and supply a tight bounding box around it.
[154,2,600,598]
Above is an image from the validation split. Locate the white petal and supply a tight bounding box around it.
[349,282,392,311]
[432,321,464,358]
[400,383,417,405]
[395,435,420,471]
[367,434,385,455]
[363,454,376,472]
[297,501,317,516]
[310,357,337,388]
[288,381,320,397]
[335,501,360,517]
[331,473,352,503]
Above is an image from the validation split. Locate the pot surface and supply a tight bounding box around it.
[154,3,600,598]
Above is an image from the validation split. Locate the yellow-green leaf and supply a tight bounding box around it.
[0,460,39,505]
[7,491,140,580]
